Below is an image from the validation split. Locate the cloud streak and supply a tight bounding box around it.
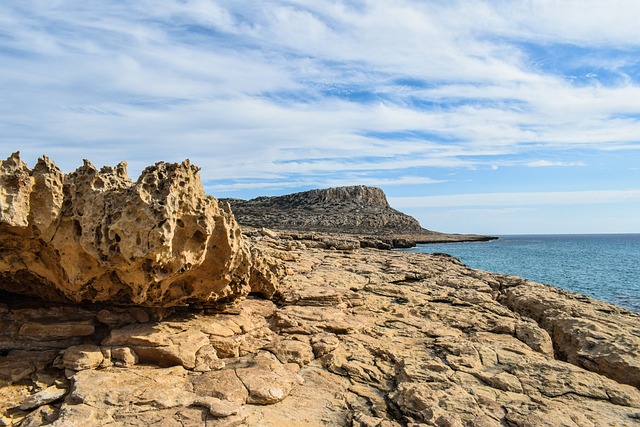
[390,189,640,208]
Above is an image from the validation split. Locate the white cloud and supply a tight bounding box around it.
[445,207,537,215]
[390,189,640,208]
[1,0,640,201]
[208,175,445,194]
[524,160,586,167]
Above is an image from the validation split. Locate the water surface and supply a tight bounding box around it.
[399,234,640,313]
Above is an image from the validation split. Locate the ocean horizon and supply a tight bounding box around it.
[399,233,640,313]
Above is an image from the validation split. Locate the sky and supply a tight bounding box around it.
[1,1,640,235]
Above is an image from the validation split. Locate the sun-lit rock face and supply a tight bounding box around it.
[0,152,280,307]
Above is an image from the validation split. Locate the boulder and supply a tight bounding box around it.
[0,153,281,307]
[233,351,304,405]
[62,345,104,371]
[102,323,210,369]
[19,386,67,410]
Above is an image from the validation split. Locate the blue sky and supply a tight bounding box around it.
[2,1,640,234]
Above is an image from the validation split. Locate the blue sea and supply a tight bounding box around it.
[399,234,640,313]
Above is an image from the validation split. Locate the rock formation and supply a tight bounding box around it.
[222,186,495,245]
[1,229,639,426]
[0,153,280,307]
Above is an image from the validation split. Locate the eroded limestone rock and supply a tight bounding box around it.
[19,386,67,410]
[233,351,305,405]
[501,280,640,388]
[0,153,281,307]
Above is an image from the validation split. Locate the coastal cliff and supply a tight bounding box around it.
[1,155,639,426]
[221,186,495,247]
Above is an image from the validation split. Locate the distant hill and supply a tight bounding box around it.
[221,185,432,236]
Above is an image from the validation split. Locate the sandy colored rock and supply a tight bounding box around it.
[261,235,640,426]
[234,351,305,404]
[514,319,554,356]
[50,364,242,425]
[19,385,67,410]
[52,403,114,426]
[1,190,640,427]
[191,368,249,405]
[311,334,340,357]
[63,344,104,371]
[0,351,59,389]
[65,367,191,412]
[1,306,96,352]
[194,344,225,372]
[0,152,35,228]
[102,323,209,369]
[266,337,315,366]
[17,405,59,427]
[501,279,640,388]
[209,335,241,359]
[240,365,353,426]
[0,153,281,307]
[19,322,95,341]
[110,346,138,367]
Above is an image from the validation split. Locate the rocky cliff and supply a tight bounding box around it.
[222,186,425,234]
[0,153,281,307]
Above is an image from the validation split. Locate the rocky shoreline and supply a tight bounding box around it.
[1,228,639,426]
[1,155,638,426]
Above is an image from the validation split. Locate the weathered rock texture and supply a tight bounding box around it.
[0,153,280,307]
[1,230,639,426]
[500,279,640,389]
[222,186,495,246]
[2,156,639,426]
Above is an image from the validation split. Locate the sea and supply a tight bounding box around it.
[398,234,640,313]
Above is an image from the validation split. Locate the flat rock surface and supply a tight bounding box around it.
[1,230,639,426]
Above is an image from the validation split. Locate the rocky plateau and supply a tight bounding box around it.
[0,154,639,426]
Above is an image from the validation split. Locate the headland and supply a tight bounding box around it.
[221,186,496,248]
